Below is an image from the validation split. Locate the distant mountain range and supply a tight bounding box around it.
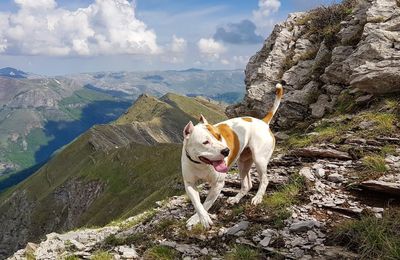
[0,67,29,79]
[0,67,244,192]
[0,93,227,258]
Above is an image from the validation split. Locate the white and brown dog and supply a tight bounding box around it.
[182,83,283,228]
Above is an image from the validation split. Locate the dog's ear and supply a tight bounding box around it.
[183,121,194,138]
[199,114,208,124]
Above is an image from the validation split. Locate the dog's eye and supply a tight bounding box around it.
[202,141,209,145]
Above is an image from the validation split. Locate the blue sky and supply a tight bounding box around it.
[0,0,339,75]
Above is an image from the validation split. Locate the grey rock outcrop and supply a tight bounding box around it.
[0,191,35,258]
[0,180,104,259]
[227,0,400,128]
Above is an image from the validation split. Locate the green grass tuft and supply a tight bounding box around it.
[359,112,396,134]
[287,134,314,148]
[337,91,357,114]
[91,251,113,260]
[333,209,400,259]
[225,244,261,260]
[362,155,388,173]
[287,124,341,148]
[381,145,397,156]
[144,245,179,260]
[154,218,177,232]
[63,256,80,260]
[261,175,305,228]
[26,251,36,260]
[109,209,157,230]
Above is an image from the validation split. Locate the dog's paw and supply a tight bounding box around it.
[186,214,200,227]
[199,213,213,229]
[251,195,263,205]
[227,196,241,205]
[187,213,214,229]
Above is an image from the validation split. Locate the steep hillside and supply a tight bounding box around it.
[0,93,226,258]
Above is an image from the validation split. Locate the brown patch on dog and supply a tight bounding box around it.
[262,84,284,124]
[217,124,240,167]
[241,117,253,122]
[206,124,222,141]
[276,86,283,98]
[239,147,252,162]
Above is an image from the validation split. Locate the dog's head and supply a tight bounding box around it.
[183,115,230,173]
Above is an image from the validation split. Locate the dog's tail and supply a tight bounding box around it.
[262,83,284,124]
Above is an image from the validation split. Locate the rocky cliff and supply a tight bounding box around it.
[227,0,399,129]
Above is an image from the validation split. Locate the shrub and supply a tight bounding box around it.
[298,49,319,61]
[298,0,357,48]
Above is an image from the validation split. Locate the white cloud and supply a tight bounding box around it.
[0,39,7,53]
[170,35,187,53]
[252,0,281,34]
[253,0,281,19]
[233,55,250,65]
[14,0,57,10]
[0,0,159,56]
[220,59,230,65]
[197,38,226,58]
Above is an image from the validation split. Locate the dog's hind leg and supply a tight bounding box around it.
[203,178,225,210]
[251,148,273,205]
[227,153,253,205]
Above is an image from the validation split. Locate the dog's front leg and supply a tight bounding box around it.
[187,174,225,228]
[203,178,225,211]
[185,181,213,229]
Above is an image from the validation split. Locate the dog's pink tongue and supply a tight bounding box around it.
[212,160,228,173]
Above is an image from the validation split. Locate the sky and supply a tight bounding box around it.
[0,0,339,75]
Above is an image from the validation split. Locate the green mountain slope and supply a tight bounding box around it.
[0,93,226,258]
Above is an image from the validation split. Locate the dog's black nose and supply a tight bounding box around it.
[221,148,230,157]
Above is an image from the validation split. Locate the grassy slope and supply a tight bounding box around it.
[0,93,226,239]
